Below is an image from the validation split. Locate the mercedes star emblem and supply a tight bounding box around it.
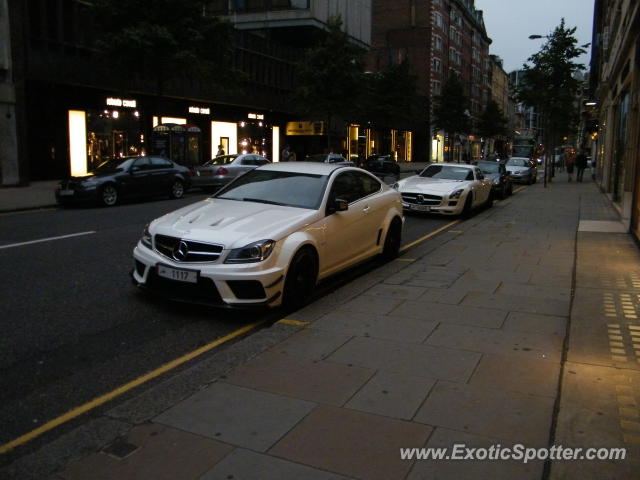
[173,240,189,261]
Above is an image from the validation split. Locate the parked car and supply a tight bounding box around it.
[505,157,537,184]
[362,155,401,176]
[55,156,191,207]
[477,160,513,199]
[191,154,270,191]
[393,163,493,216]
[132,162,404,308]
[304,153,354,165]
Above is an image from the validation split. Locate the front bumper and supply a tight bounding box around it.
[55,186,98,204]
[401,199,462,215]
[132,243,286,308]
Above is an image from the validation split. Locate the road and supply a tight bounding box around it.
[0,186,454,459]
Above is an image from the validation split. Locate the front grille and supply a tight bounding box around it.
[154,234,223,263]
[401,193,443,206]
[145,268,223,304]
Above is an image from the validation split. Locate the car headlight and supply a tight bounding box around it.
[141,224,152,249]
[493,178,500,185]
[225,239,276,264]
[450,189,464,199]
[82,177,99,186]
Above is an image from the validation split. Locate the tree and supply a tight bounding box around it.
[358,61,428,130]
[516,19,588,181]
[478,99,508,156]
[292,16,365,150]
[432,74,471,162]
[92,0,236,97]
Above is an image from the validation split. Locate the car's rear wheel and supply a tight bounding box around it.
[382,218,402,260]
[170,179,185,199]
[99,184,118,207]
[282,247,318,309]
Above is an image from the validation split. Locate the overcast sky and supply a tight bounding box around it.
[476,0,595,73]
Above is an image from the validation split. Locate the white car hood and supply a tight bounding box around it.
[151,198,318,249]
[399,175,469,194]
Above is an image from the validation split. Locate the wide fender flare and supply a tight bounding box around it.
[380,207,404,245]
[276,231,321,272]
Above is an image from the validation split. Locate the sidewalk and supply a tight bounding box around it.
[0,181,59,213]
[3,172,640,480]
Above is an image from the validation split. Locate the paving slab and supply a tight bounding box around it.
[327,336,481,382]
[390,301,507,329]
[311,310,438,343]
[424,324,563,361]
[406,427,543,480]
[345,371,437,420]
[335,294,405,315]
[270,405,432,480]
[200,449,352,480]
[496,282,572,302]
[414,381,555,445]
[462,291,570,317]
[155,382,316,452]
[222,350,374,406]
[361,283,428,299]
[58,424,233,480]
[468,354,560,397]
[270,328,353,361]
[415,287,470,305]
[502,311,567,336]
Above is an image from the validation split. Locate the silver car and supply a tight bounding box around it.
[505,157,537,184]
[191,154,270,191]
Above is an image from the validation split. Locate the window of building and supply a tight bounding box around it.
[432,80,442,95]
[433,11,443,29]
[433,35,443,51]
[432,57,442,73]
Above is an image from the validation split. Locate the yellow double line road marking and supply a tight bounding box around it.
[400,220,460,252]
[0,319,266,454]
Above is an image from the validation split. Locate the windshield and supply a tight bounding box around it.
[205,155,237,166]
[507,158,529,167]
[215,170,329,210]
[478,162,500,174]
[420,165,474,181]
[93,158,133,173]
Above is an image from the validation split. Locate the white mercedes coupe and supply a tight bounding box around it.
[394,163,493,216]
[132,162,403,308]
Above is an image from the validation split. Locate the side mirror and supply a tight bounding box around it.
[334,198,349,212]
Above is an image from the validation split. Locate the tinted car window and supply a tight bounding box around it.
[255,156,270,166]
[93,157,134,173]
[478,161,500,174]
[206,155,237,166]
[330,171,382,204]
[507,158,528,167]
[132,157,151,170]
[150,157,173,168]
[215,170,328,210]
[356,171,382,196]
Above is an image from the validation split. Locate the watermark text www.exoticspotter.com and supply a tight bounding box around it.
[400,444,627,464]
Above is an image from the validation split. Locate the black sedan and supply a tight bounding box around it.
[55,156,192,207]
[362,155,400,176]
[477,160,513,198]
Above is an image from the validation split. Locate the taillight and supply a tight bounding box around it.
[216,167,228,175]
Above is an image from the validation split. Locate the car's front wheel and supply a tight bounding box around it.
[282,247,318,309]
[99,184,118,207]
[382,218,402,260]
[169,179,185,199]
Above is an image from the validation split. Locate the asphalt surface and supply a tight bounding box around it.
[0,182,455,460]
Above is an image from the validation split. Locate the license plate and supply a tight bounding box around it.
[59,189,74,196]
[157,265,199,283]
[410,204,431,212]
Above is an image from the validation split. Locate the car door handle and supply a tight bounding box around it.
[363,205,370,213]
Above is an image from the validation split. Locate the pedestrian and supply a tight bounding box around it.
[281,145,291,162]
[216,145,225,156]
[576,150,588,182]
[289,149,297,162]
[565,152,575,182]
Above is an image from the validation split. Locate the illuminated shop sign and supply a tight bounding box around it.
[189,106,211,115]
[106,97,137,108]
[286,121,325,136]
[248,113,264,120]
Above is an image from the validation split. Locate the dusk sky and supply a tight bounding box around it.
[476,0,595,73]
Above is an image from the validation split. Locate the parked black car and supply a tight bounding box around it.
[363,154,401,176]
[55,156,192,207]
[477,160,513,198]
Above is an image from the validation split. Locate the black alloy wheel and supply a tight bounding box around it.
[282,247,318,309]
[382,219,402,260]
[461,194,473,218]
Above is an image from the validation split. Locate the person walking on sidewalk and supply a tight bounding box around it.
[565,152,575,182]
[576,150,588,182]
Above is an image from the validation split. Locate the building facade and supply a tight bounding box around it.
[590,0,640,237]
[2,0,373,185]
